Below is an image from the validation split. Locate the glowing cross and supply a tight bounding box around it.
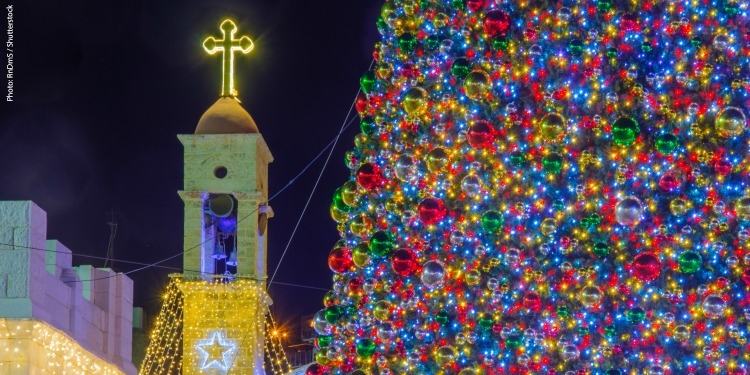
[195,330,237,372]
[203,19,254,98]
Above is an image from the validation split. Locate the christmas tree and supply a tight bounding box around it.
[313,0,750,374]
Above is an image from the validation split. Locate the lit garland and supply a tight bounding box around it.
[139,278,183,375]
[0,319,124,374]
[140,275,292,374]
[316,0,750,374]
[266,313,293,374]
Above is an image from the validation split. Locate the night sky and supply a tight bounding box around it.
[0,0,380,326]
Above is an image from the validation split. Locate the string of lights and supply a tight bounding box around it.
[140,275,294,375]
[0,102,359,285]
[0,241,329,290]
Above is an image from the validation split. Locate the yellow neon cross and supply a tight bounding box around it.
[203,19,254,98]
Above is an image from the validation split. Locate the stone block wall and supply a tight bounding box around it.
[0,201,136,375]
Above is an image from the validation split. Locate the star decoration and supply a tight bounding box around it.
[195,330,237,372]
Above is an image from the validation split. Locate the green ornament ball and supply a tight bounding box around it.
[425,35,440,50]
[481,211,504,232]
[505,334,523,349]
[360,116,377,135]
[492,37,509,51]
[398,32,417,53]
[678,251,702,274]
[436,310,450,326]
[597,0,613,12]
[316,335,332,349]
[332,188,351,212]
[568,39,584,56]
[324,305,343,324]
[592,242,610,258]
[612,117,639,146]
[478,316,494,331]
[604,325,616,337]
[542,153,564,174]
[356,339,376,358]
[510,151,526,167]
[369,230,396,257]
[360,71,377,94]
[655,133,680,154]
[451,57,471,78]
[627,306,646,324]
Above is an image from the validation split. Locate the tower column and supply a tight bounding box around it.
[234,192,268,279]
[178,191,209,277]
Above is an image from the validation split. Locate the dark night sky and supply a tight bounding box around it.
[0,0,380,324]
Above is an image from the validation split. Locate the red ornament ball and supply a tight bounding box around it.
[742,268,750,285]
[483,10,510,37]
[391,248,418,276]
[356,163,383,190]
[466,0,485,11]
[418,197,447,225]
[305,364,325,375]
[632,252,662,282]
[658,174,681,191]
[328,247,353,274]
[355,92,368,114]
[620,13,637,31]
[715,160,732,175]
[468,120,496,149]
[349,277,363,292]
[523,292,542,311]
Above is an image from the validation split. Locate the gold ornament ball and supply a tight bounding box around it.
[540,218,558,236]
[341,180,360,207]
[715,106,746,137]
[403,87,428,115]
[464,71,492,101]
[330,203,349,223]
[349,215,371,237]
[540,113,566,142]
[373,300,392,321]
[465,270,481,286]
[735,196,750,218]
[352,243,371,268]
[673,325,690,342]
[426,148,450,172]
[580,286,602,308]
[435,345,456,365]
[669,198,688,216]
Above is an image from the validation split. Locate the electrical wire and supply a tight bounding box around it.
[266,60,373,289]
[0,241,329,290]
[0,87,361,285]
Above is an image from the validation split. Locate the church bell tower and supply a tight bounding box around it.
[177,19,273,375]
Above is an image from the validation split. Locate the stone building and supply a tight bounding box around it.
[0,201,136,375]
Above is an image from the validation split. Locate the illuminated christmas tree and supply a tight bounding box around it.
[313,0,750,374]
